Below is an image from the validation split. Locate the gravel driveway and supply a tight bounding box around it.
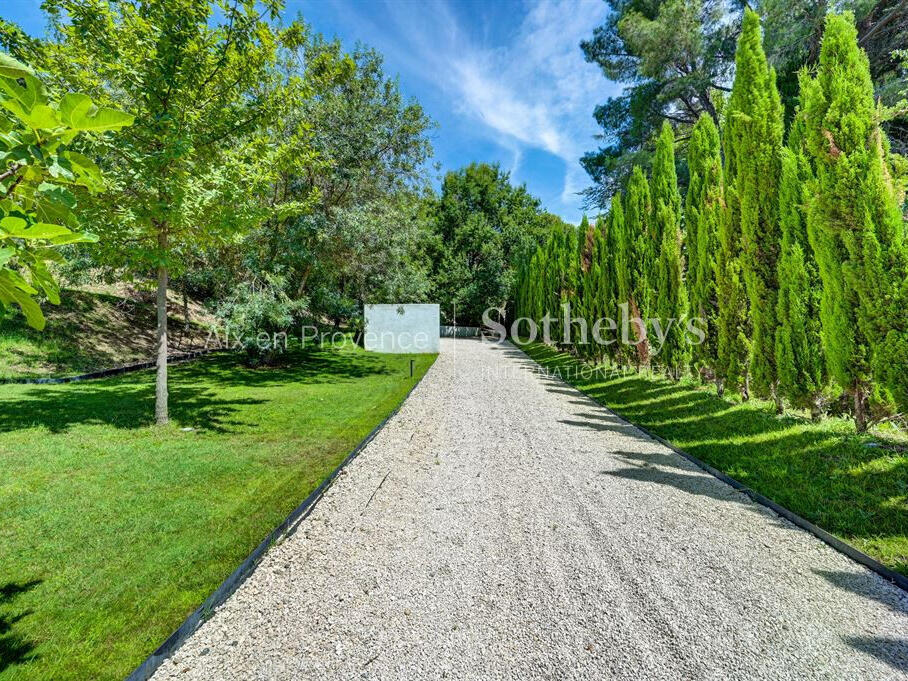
[152,338,908,680]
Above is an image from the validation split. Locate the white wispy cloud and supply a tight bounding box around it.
[317,0,619,220]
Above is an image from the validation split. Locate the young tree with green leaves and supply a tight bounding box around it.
[685,113,722,382]
[800,12,908,431]
[725,9,785,411]
[0,53,130,329]
[620,166,651,366]
[775,141,826,418]
[33,0,340,424]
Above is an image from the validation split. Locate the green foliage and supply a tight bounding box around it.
[715,158,748,392]
[0,53,129,329]
[775,143,826,412]
[725,9,785,401]
[579,0,735,202]
[801,12,908,428]
[685,114,722,373]
[429,162,563,325]
[649,123,688,375]
[620,165,652,362]
[578,0,905,202]
[215,275,306,365]
[600,195,623,322]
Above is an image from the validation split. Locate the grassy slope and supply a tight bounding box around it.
[518,342,907,578]
[0,345,435,680]
[0,287,213,379]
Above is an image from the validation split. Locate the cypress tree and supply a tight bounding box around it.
[716,162,748,396]
[601,197,626,360]
[775,139,826,418]
[801,13,908,431]
[650,122,687,378]
[685,114,722,384]
[725,8,785,410]
[621,166,652,366]
[647,121,681,317]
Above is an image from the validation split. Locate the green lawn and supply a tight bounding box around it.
[517,341,908,578]
[0,345,435,680]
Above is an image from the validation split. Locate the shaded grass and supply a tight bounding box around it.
[0,288,213,379]
[517,341,908,578]
[0,345,435,680]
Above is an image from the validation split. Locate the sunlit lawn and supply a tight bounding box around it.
[518,341,907,579]
[0,345,435,680]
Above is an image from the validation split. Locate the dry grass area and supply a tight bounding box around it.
[0,285,216,379]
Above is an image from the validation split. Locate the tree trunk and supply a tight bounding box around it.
[716,377,725,398]
[183,282,190,332]
[772,383,784,415]
[155,237,169,425]
[854,387,867,434]
[741,373,750,402]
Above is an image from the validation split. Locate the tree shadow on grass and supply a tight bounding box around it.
[0,348,397,434]
[0,580,40,674]
[522,344,908,571]
[0,382,266,434]
[163,348,396,388]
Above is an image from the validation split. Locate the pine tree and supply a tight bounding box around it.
[775,140,826,418]
[685,114,723,384]
[621,166,652,366]
[725,9,785,410]
[800,12,908,431]
[649,122,687,378]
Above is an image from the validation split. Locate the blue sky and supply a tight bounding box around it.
[1,0,620,223]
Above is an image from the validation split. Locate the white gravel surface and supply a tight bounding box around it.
[151,338,908,680]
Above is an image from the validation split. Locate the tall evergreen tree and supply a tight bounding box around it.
[800,12,908,431]
[647,121,682,316]
[654,215,689,378]
[599,197,624,361]
[725,9,785,410]
[602,197,623,323]
[716,100,749,398]
[685,114,722,382]
[649,122,687,377]
[775,141,826,417]
[621,166,652,366]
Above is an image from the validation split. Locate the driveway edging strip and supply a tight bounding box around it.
[123,359,435,681]
[510,340,908,593]
[0,349,223,385]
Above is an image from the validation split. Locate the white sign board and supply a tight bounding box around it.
[363,304,440,353]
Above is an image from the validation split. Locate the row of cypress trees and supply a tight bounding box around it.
[515,11,908,432]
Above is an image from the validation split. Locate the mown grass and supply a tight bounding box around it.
[517,341,908,578]
[0,344,435,680]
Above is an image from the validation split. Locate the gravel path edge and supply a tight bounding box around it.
[123,361,436,681]
[511,340,908,594]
